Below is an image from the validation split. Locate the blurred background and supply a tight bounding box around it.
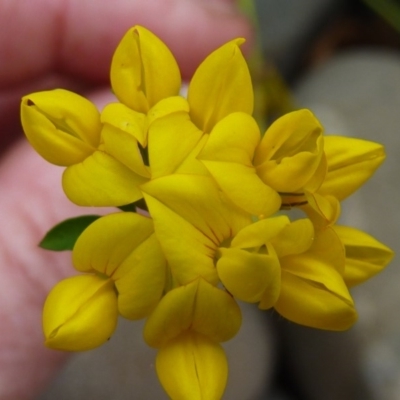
[38,0,400,399]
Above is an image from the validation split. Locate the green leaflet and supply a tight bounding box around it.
[39,215,101,251]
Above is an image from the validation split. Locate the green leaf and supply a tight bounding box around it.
[39,215,101,251]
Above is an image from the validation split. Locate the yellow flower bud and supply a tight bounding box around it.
[43,275,118,351]
[188,39,253,133]
[21,89,101,166]
[255,109,324,192]
[110,26,181,113]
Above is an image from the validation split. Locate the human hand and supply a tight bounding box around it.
[0,1,252,399]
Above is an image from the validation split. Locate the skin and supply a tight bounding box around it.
[0,1,252,399]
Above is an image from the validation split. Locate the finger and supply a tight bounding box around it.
[0,141,78,400]
[0,0,253,87]
[0,90,115,400]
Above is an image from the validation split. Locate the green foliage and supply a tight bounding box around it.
[39,215,101,251]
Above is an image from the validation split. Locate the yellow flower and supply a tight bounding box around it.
[107,30,253,184]
[72,212,166,319]
[187,38,253,133]
[20,89,149,207]
[198,109,323,217]
[156,331,228,400]
[141,174,251,285]
[21,89,101,166]
[301,135,386,226]
[254,109,324,193]
[43,274,118,351]
[142,171,357,332]
[110,26,181,114]
[198,112,281,216]
[333,225,394,287]
[20,23,393,400]
[144,278,240,400]
[274,225,357,330]
[43,212,166,351]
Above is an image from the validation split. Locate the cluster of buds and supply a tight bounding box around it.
[20,26,393,400]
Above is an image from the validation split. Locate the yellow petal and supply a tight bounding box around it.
[142,192,218,285]
[231,216,290,249]
[110,26,181,113]
[43,275,118,351]
[255,109,324,192]
[156,331,228,400]
[21,90,100,165]
[174,135,210,176]
[115,233,166,319]
[304,152,327,192]
[62,150,146,206]
[101,102,147,146]
[148,112,203,179]
[101,124,150,178]
[282,226,345,278]
[144,279,241,348]
[147,96,190,126]
[188,39,253,133]
[320,136,386,200]
[275,269,357,330]
[217,247,280,304]
[303,192,341,228]
[269,218,314,258]
[142,175,251,245]
[202,161,281,216]
[199,112,260,165]
[276,227,356,330]
[333,225,394,287]
[199,112,281,215]
[72,212,154,276]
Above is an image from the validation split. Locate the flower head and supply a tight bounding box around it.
[20,25,393,400]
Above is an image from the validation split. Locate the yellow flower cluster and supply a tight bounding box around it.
[20,26,393,400]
